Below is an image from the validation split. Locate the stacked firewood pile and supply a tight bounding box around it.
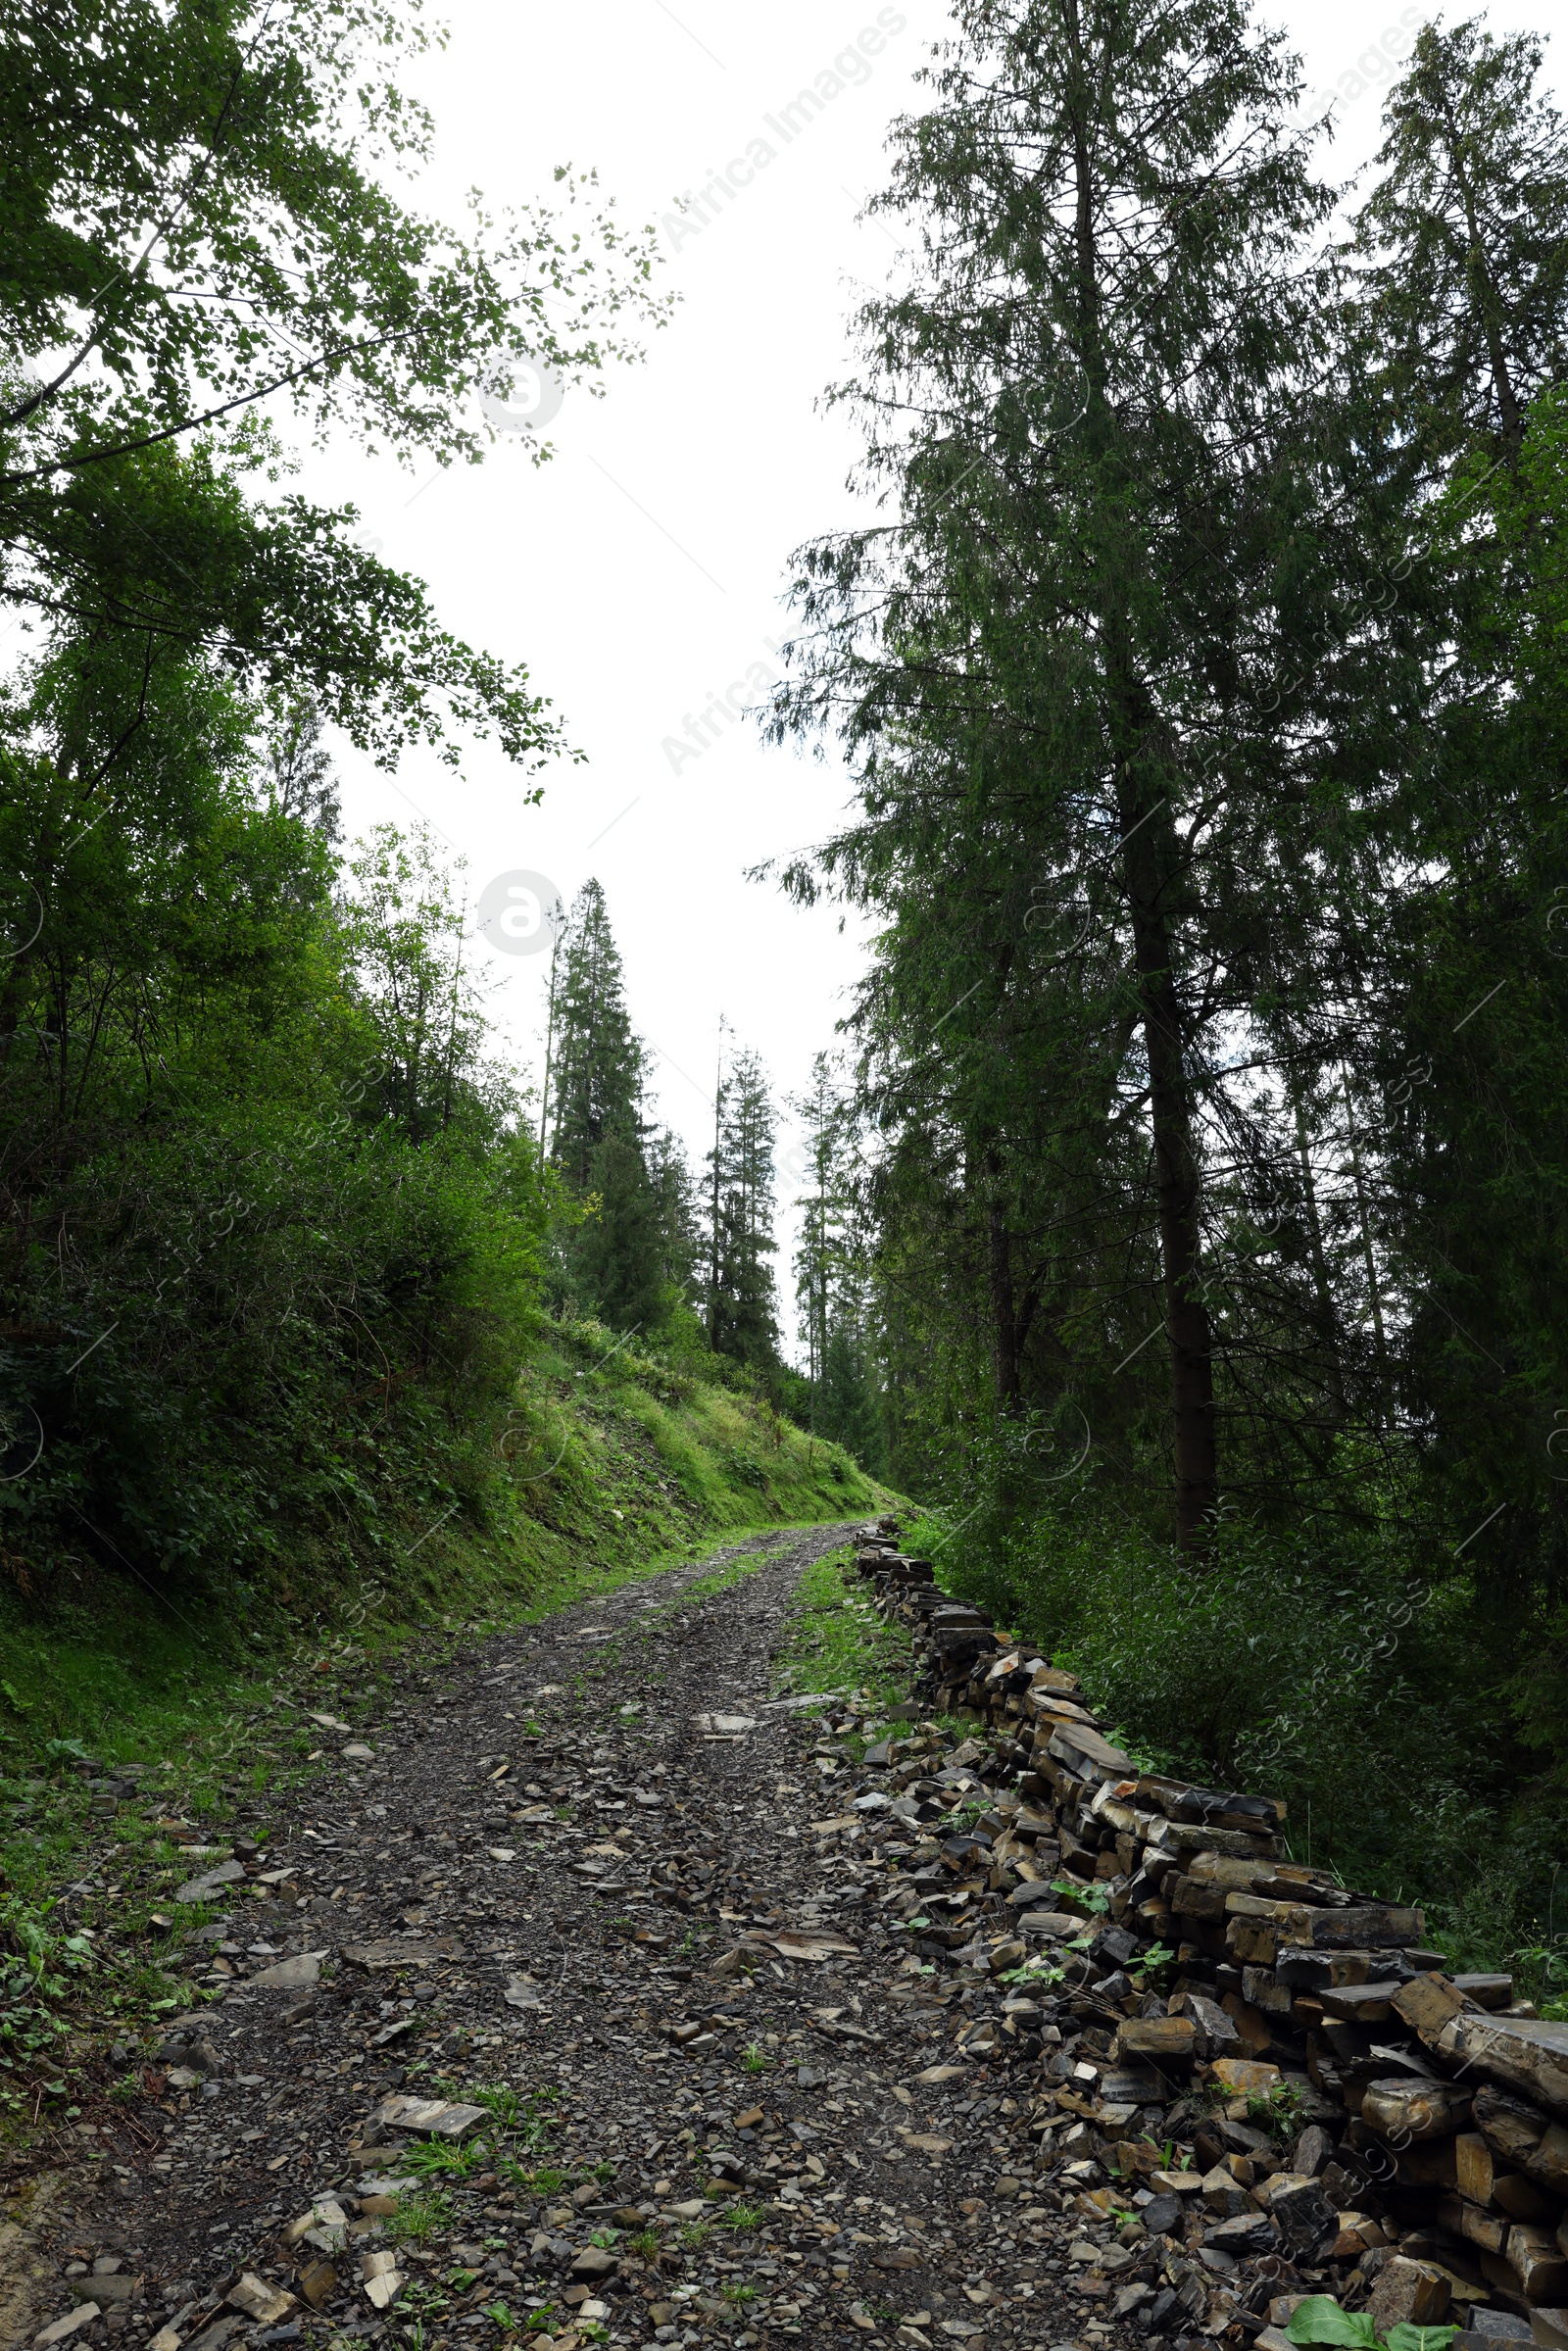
[854,1520,1568,2351]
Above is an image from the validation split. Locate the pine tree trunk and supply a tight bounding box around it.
[1120,816,1217,1547]
[1065,0,1217,1547]
[986,1173,1023,1414]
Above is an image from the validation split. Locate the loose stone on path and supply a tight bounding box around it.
[15,1521,1159,2351]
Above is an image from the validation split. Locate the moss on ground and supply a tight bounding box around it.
[772,1547,916,1715]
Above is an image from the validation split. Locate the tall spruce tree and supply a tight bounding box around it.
[706,1043,781,1371]
[647,1127,704,1313]
[771,0,1342,1544]
[546,879,663,1330]
[791,1051,881,1457]
[791,1053,843,1407]
[265,691,342,845]
[1355,18,1568,465]
[1339,22,1568,1595]
[819,1316,883,1471]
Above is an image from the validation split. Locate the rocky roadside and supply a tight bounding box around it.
[7,1521,1139,2351]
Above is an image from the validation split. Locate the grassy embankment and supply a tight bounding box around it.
[0,1321,894,2139]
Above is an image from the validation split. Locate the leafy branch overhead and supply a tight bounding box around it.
[0,0,671,768]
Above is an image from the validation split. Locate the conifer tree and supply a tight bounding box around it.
[545,879,662,1330]
[706,1043,780,1371]
[819,1316,884,1472]
[791,1053,843,1405]
[647,1128,703,1308]
[790,1052,880,1455]
[1354,18,1568,465]
[771,0,1339,1544]
[1342,22,1568,1576]
[265,692,342,845]
[547,879,645,1192]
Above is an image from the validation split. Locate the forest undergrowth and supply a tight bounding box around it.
[905,1494,1568,2011]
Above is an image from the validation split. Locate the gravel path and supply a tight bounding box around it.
[17,1523,1144,2351]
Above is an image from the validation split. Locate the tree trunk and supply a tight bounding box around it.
[1118,791,1218,1546]
[1061,0,1216,1546]
[986,1177,1023,1414]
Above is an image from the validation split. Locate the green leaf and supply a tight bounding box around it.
[1287,2298,1379,2348]
[1385,2327,1461,2351]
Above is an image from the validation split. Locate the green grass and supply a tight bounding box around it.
[0,1330,900,2145]
[386,2191,455,2245]
[772,1547,915,1711]
[403,2136,489,2179]
[0,1315,888,1772]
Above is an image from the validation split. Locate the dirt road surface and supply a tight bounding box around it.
[12,1525,1143,2351]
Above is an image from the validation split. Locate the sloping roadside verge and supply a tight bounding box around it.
[0,1347,896,2197]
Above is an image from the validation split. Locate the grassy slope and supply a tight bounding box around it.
[0,1321,884,1764]
[0,1326,897,2123]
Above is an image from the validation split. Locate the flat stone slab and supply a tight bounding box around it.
[373,2093,488,2139]
[341,1935,463,1971]
[744,1928,858,1962]
[174,1858,246,1902]
[247,1951,326,1990]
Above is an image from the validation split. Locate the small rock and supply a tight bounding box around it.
[342,1935,462,1971]
[247,1953,321,1991]
[1206,2212,1278,2258]
[1369,2256,1451,2332]
[297,2263,336,2310]
[33,2311,102,2350]
[569,2247,617,2278]
[74,2276,133,2306]
[285,2201,347,2246]
[361,2250,404,2311]
[173,1859,246,1903]
[227,2277,296,2326]
[373,2093,486,2138]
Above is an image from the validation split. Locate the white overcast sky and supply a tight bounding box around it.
[310,0,1559,1352]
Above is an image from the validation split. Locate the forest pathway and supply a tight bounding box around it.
[16,1525,1139,2351]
